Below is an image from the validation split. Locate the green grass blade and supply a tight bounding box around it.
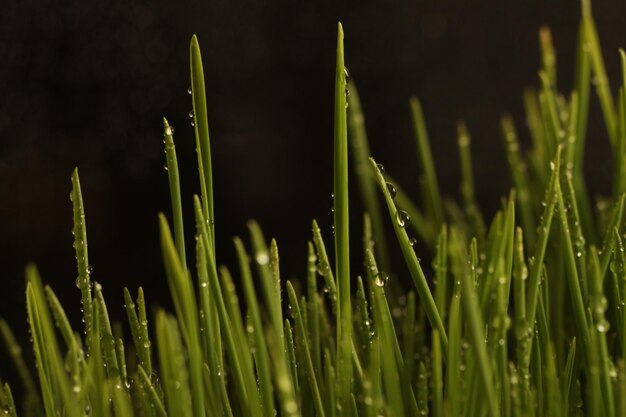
[347,81,390,271]
[312,220,338,313]
[248,220,285,352]
[155,311,193,417]
[385,174,435,247]
[137,365,167,417]
[555,180,591,347]
[589,246,615,417]
[581,0,617,147]
[158,214,205,417]
[449,227,500,417]
[369,157,448,350]
[0,319,42,414]
[287,281,327,417]
[234,237,275,417]
[190,35,215,254]
[163,117,186,267]
[526,148,560,332]
[457,122,486,242]
[70,168,93,350]
[333,22,352,416]
[501,116,536,248]
[409,97,444,227]
[431,329,443,417]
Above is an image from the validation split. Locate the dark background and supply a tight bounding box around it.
[1,0,625,382]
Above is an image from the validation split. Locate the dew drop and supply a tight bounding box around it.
[597,320,610,333]
[187,86,192,95]
[409,238,417,247]
[376,163,385,174]
[344,67,350,83]
[386,182,397,199]
[188,110,194,118]
[396,210,411,228]
[374,271,389,287]
[256,251,269,265]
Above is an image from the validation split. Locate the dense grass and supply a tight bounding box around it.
[3,1,626,416]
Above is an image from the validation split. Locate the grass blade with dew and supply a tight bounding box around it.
[449,227,500,417]
[234,237,275,417]
[194,213,264,417]
[70,168,93,351]
[333,22,352,416]
[525,148,560,336]
[155,311,193,417]
[307,242,322,373]
[123,288,153,378]
[190,35,215,254]
[312,219,338,313]
[248,220,285,352]
[26,265,77,417]
[555,180,591,349]
[158,215,205,417]
[384,174,435,247]
[369,157,448,351]
[434,226,448,322]
[409,97,445,227]
[588,246,615,417]
[163,118,186,267]
[286,281,327,417]
[365,250,409,417]
[347,81,390,271]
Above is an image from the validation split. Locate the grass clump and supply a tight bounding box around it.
[4,1,626,416]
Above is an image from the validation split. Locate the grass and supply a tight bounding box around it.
[3,1,626,416]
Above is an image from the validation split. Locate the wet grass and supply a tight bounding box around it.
[3,1,626,416]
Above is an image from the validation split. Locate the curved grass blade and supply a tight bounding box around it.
[190,35,215,254]
[369,157,448,351]
[70,168,92,350]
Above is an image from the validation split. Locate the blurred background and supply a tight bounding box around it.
[1,0,625,381]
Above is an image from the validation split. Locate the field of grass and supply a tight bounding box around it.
[3,0,626,416]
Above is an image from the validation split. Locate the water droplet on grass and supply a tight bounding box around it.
[374,271,388,287]
[256,251,269,265]
[386,182,397,198]
[396,210,410,228]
